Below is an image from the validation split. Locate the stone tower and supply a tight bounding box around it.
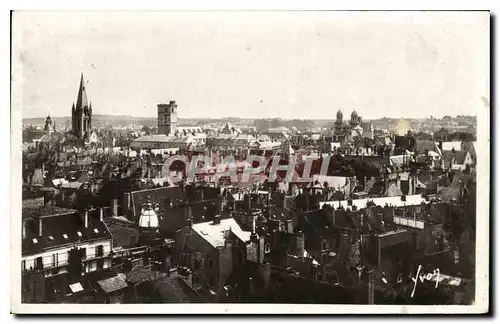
[157,101,178,135]
[71,73,92,139]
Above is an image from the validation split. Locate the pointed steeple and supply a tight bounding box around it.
[76,73,88,110]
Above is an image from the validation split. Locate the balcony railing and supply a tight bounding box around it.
[22,253,111,272]
[83,252,111,261]
[22,260,68,273]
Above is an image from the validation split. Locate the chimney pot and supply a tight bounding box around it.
[84,209,89,228]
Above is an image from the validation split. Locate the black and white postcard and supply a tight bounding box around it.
[10,10,490,314]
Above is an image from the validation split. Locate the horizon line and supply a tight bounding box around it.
[22,113,477,121]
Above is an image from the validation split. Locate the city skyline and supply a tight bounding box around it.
[14,11,488,120]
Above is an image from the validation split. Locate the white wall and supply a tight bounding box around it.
[22,239,112,277]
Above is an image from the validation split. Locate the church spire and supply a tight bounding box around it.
[76,73,88,110]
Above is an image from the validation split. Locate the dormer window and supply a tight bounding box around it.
[397,274,403,283]
[32,238,38,244]
[77,231,82,237]
[62,234,68,239]
[94,229,99,234]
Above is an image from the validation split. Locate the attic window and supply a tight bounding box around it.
[94,229,99,234]
[77,231,82,237]
[48,236,54,241]
[62,234,68,239]
[32,238,38,244]
[397,274,403,283]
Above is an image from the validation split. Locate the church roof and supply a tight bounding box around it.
[39,131,65,144]
[76,73,89,109]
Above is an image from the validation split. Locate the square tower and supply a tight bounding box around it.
[157,101,178,135]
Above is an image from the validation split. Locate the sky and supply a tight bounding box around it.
[13,11,489,120]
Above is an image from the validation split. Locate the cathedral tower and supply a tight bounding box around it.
[71,73,92,139]
[157,101,178,135]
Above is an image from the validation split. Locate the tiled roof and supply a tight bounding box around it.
[415,140,441,155]
[22,198,77,219]
[437,187,461,202]
[97,274,128,293]
[191,218,251,248]
[153,277,195,302]
[22,214,111,256]
[126,266,169,285]
[103,217,140,249]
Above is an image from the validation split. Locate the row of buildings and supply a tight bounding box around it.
[20,74,477,304]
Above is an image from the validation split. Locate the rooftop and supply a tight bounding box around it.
[22,215,111,256]
[22,198,77,219]
[320,194,426,210]
[191,218,251,248]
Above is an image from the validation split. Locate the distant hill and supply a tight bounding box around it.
[23,115,268,128]
[23,114,476,132]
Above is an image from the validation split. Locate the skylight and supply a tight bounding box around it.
[32,238,38,244]
[94,229,99,234]
[63,234,68,239]
[48,236,54,240]
[77,231,82,237]
[200,230,208,235]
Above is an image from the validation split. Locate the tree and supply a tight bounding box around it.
[413,132,433,141]
[433,128,450,141]
[141,125,152,135]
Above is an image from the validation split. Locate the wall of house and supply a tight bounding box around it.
[218,242,234,291]
[175,227,220,289]
[22,239,112,277]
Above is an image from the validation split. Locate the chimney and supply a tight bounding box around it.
[213,214,221,225]
[285,219,294,234]
[296,231,305,260]
[38,218,43,236]
[80,209,89,228]
[112,199,118,217]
